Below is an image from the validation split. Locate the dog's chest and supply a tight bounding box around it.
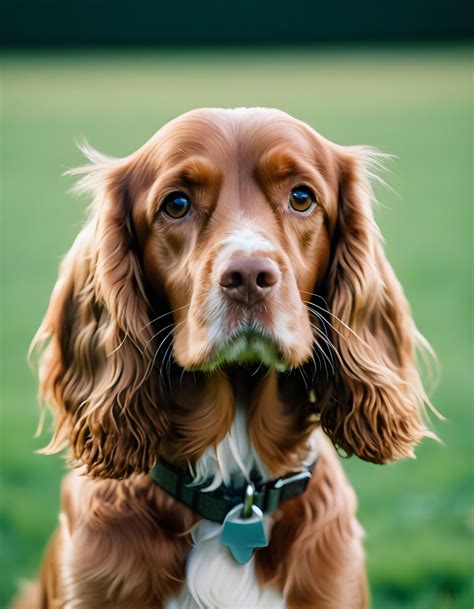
[165,527,286,609]
[165,404,287,609]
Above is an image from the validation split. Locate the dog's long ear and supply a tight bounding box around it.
[31,146,165,478]
[318,147,437,464]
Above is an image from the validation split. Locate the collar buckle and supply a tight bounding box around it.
[272,470,312,489]
[265,470,312,513]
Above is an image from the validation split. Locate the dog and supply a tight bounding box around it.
[16,107,434,608]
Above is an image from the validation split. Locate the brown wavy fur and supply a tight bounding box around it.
[316,146,436,463]
[31,151,235,479]
[19,108,436,608]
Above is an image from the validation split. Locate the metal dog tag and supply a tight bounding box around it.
[220,486,268,564]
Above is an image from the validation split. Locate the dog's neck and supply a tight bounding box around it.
[159,366,319,480]
[193,400,269,490]
[183,367,320,490]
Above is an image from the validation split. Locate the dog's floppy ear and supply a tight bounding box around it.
[318,147,437,464]
[31,145,165,478]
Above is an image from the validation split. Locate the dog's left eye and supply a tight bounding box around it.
[162,193,192,220]
[289,187,317,214]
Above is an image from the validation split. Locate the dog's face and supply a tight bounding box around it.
[132,109,336,371]
[34,108,434,478]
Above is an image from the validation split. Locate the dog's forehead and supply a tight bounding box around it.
[150,107,322,168]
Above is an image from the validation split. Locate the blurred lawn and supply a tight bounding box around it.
[1,46,472,607]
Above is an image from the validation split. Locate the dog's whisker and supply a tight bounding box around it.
[307,308,337,344]
[313,339,334,378]
[310,324,336,375]
[155,337,176,387]
[308,342,323,376]
[145,320,185,383]
[145,320,180,350]
[297,365,309,391]
[140,303,191,332]
[299,290,331,306]
[161,341,173,391]
[165,337,175,391]
[309,320,338,359]
[306,302,365,348]
[314,340,330,380]
[251,362,264,377]
[308,352,319,382]
[302,298,368,346]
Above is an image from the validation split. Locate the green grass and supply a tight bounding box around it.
[1,46,472,607]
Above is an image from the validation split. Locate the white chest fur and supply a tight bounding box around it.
[192,402,268,489]
[164,405,319,609]
[165,522,286,609]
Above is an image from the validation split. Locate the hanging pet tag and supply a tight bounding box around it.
[220,485,268,564]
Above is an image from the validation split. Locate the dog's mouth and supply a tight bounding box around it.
[199,327,289,372]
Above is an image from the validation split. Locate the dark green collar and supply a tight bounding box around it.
[150,459,315,524]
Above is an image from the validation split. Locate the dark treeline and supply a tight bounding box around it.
[1,0,473,46]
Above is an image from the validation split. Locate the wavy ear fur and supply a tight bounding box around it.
[32,146,165,478]
[319,147,437,464]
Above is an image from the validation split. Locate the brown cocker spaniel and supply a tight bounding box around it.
[16,108,435,609]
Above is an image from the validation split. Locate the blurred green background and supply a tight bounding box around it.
[1,46,472,607]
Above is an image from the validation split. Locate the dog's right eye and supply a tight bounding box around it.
[289,186,317,214]
[162,193,192,220]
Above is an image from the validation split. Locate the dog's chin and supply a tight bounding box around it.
[197,331,289,373]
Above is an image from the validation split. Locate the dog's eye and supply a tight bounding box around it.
[289,187,316,214]
[162,193,192,220]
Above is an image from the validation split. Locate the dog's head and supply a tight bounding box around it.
[33,108,434,477]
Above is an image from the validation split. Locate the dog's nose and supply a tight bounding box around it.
[219,256,280,306]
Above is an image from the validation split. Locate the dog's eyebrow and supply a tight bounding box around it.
[170,156,222,187]
[255,147,315,184]
[255,146,327,198]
